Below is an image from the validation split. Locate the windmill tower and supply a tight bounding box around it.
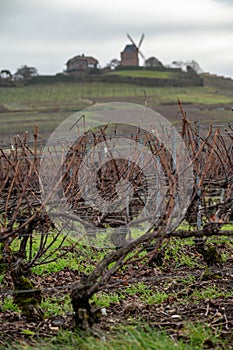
[120,34,145,67]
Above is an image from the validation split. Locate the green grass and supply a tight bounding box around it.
[92,284,168,308]
[1,83,232,110]
[0,110,72,140]
[124,282,169,305]
[32,255,80,275]
[107,70,174,79]
[41,296,72,317]
[221,224,233,231]
[1,324,228,350]
[163,238,200,268]
[192,286,233,301]
[1,81,233,139]
[92,291,124,308]
[0,296,19,312]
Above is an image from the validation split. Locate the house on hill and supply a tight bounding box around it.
[120,44,139,66]
[66,54,99,73]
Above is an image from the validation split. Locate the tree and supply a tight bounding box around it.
[14,65,38,81]
[0,69,12,80]
[170,60,186,70]
[144,56,164,68]
[0,69,13,86]
[170,60,202,73]
[186,60,202,74]
[107,58,120,70]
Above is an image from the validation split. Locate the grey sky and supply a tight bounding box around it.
[0,0,233,78]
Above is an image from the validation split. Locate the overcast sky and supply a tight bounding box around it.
[1,0,233,78]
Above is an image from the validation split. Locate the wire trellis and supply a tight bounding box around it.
[0,116,232,308]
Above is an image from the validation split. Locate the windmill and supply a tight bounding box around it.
[120,33,145,67]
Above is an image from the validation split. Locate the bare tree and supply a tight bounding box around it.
[0,129,74,321]
[14,65,38,81]
[0,69,13,86]
[170,60,202,73]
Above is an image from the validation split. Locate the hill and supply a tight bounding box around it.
[104,67,203,87]
[0,73,232,141]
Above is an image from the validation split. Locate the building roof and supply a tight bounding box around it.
[66,54,98,66]
[123,44,137,53]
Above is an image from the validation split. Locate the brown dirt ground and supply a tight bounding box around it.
[94,98,233,125]
[0,253,232,347]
